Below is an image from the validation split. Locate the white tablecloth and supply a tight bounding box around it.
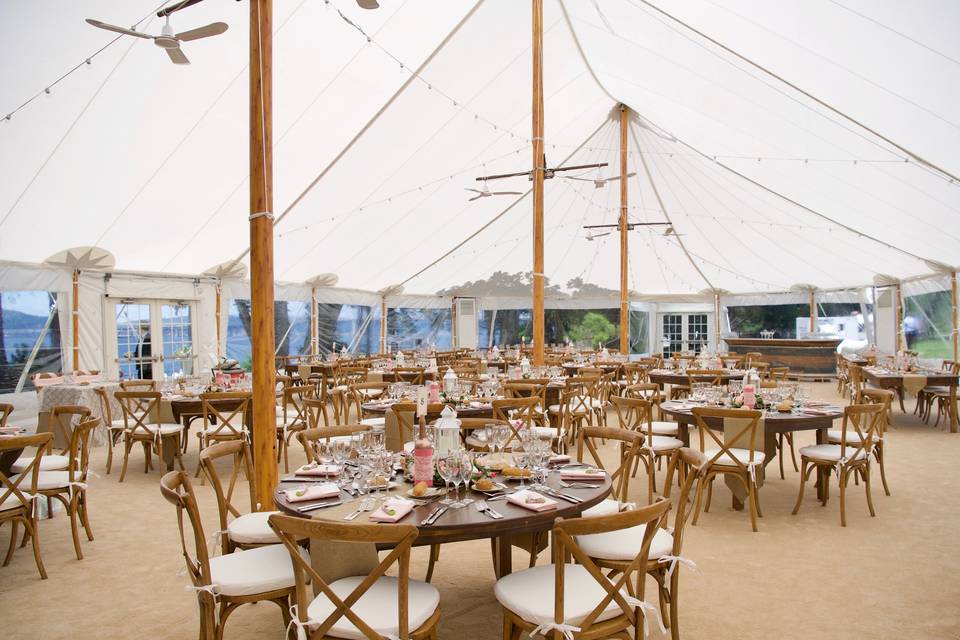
[37,382,121,446]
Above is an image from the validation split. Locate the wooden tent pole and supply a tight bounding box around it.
[952,272,958,363]
[249,0,277,509]
[618,104,629,356]
[715,293,722,351]
[809,289,816,334]
[895,283,903,352]
[531,0,545,366]
[380,298,388,354]
[215,282,222,359]
[310,287,317,357]
[72,269,80,371]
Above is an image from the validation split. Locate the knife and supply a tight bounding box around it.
[425,505,448,525]
[545,489,582,504]
[420,505,442,525]
[297,500,343,513]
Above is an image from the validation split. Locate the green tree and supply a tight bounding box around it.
[567,312,617,346]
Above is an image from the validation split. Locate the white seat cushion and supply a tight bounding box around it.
[357,389,383,399]
[227,511,281,545]
[649,421,678,436]
[359,417,385,428]
[305,575,440,640]
[208,544,303,597]
[530,426,565,440]
[547,402,591,415]
[645,435,684,452]
[129,423,182,436]
[108,418,126,431]
[10,453,70,474]
[577,526,674,562]
[494,564,624,628]
[464,434,489,449]
[0,496,27,512]
[826,430,869,443]
[580,498,621,518]
[799,444,867,462]
[11,470,72,491]
[702,448,766,466]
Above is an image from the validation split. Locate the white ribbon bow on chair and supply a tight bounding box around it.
[623,595,667,638]
[833,456,850,479]
[657,554,701,584]
[287,604,322,640]
[207,529,228,557]
[531,621,581,640]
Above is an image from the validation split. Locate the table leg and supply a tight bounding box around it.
[951,384,957,434]
[678,422,690,448]
[493,535,513,579]
[814,428,828,503]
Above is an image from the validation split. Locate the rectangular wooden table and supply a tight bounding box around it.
[861,367,958,433]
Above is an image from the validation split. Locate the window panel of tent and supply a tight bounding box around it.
[317,303,380,355]
[0,290,62,393]
[727,304,810,339]
[387,308,452,351]
[903,289,953,360]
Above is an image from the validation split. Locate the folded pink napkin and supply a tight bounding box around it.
[549,454,570,464]
[0,425,23,434]
[368,497,414,523]
[295,463,341,477]
[805,400,830,407]
[284,483,340,502]
[560,468,607,481]
[507,489,558,512]
[804,407,837,416]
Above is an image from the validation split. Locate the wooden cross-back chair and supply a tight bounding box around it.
[496,500,671,640]
[331,366,368,423]
[686,369,727,389]
[120,379,156,391]
[793,403,883,526]
[348,382,390,425]
[94,387,127,474]
[835,353,850,396]
[846,364,865,404]
[459,417,510,451]
[550,389,594,453]
[27,417,98,561]
[838,387,892,496]
[194,391,251,479]
[502,381,547,412]
[159,470,294,640]
[268,515,442,640]
[720,354,744,370]
[610,396,682,501]
[921,360,960,428]
[394,367,425,386]
[1,432,52,579]
[10,405,88,478]
[115,390,184,481]
[392,403,445,452]
[492,396,543,448]
[577,426,643,507]
[690,406,765,532]
[297,424,370,463]
[199,440,282,553]
[278,384,314,472]
[619,362,648,388]
[743,352,762,368]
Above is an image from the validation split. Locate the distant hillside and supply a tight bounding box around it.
[2,308,51,330]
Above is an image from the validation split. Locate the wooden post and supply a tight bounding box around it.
[952,272,958,363]
[249,0,277,509]
[809,289,816,334]
[895,283,903,352]
[380,298,388,354]
[714,293,722,351]
[531,0,545,366]
[310,287,317,357]
[215,283,222,359]
[72,270,80,371]
[618,104,629,355]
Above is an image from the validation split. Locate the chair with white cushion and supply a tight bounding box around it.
[278,384,313,473]
[94,387,126,474]
[194,391,251,479]
[160,470,295,640]
[268,514,442,640]
[493,396,542,448]
[115,391,184,481]
[1,433,51,579]
[830,388,893,496]
[496,500,671,640]
[14,418,98,561]
[548,388,594,454]
[690,407,765,532]
[10,404,89,476]
[349,382,390,429]
[576,426,644,517]
[298,424,370,462]
[611,396,683,501]
[792,403,882,526]
[623,383,664,420]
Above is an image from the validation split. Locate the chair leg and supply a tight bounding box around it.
[777,434,786,480]
[105,432,115,475]
[27,517,47,579]
[703,477,714,513]
[792,460,809,515]
[747,480,758,532]
[3,520,19,566]
[839,468,848,527]
[863,466,876,518]
[80,492,94,541]
[119,437,133,482]
[786,432,798,471]
[876,443,890,496]
[68,495,83,561]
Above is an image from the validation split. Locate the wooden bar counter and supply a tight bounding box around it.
[724,337,842,374]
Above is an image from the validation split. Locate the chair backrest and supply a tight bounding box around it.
[349,382,390,419]
[456,418,509,448]
[610,395,653,434]
[115,390,162,438]
[552,500,672,634]
[620,362,648,386]
[393,367,425,385]
[0,433,52,514]
[858,388,893,429]
[200,391,251,438]
[159,471,212,592]
[662,447,707,554]
[66,418,98,484]
[768,366,790,380]
[120,379,156,391]
[691,407,764,471]
[492,396,541,431]
[199,440,256,537]
[576,425,642,503]
[720,354,744,369]
[0,403,12,428]
[686,369,726,387]
[298,425,370,462]
[837,404,883,459]
[50,404,93,455]
[744,352,762,367]
[392,402,445,445]
[269,515,421,640]
[502,381,547,409]
[281,384,314,427]
[847,364,864,399]
[93,387,114,426]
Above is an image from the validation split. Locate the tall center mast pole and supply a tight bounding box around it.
[619,105,630,355]
[531,0,545,365]
[249,0,277,508]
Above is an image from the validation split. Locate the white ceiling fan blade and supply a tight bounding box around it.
[86,19,152,39]
[166,46,190,65]
[176,22,229,42]
[491,191,523,196]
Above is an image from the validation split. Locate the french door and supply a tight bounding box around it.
[110,299,197,380]
[659,313,711,356]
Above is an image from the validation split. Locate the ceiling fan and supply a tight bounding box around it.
[586,230,611,241]
[85,15,228,65]
[565,171,637,188]
[465,181,523,202]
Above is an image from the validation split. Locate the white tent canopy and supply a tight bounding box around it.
[1,0,958,304]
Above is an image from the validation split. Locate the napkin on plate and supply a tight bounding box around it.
[560,468,607,481]
[507,489,558,512]
[284,483,340,502]
[803,407,836,416]
[295,463,341,477]
[368,497,415,523]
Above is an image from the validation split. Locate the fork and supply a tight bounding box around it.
[343,497,376,521]
[475,500,503,519]
[560,481,600,489]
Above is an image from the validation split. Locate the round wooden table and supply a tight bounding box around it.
[274,467,611,577]
[647,369,743,387]
[360,401,496,418]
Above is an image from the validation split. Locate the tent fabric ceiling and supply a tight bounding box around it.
[1,0,957,299]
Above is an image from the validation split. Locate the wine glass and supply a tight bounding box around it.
[438,452,462,507]
[458,451,475,506]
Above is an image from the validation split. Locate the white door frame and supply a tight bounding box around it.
[103,297,199,380]
[656,311,715,355]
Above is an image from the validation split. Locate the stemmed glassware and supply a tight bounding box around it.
[437,453,461,506]
[457,451,475,506]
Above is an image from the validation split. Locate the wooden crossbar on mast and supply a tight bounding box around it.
[250,0,277,509]
[618,105,629,355]
[531,0,545,366]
